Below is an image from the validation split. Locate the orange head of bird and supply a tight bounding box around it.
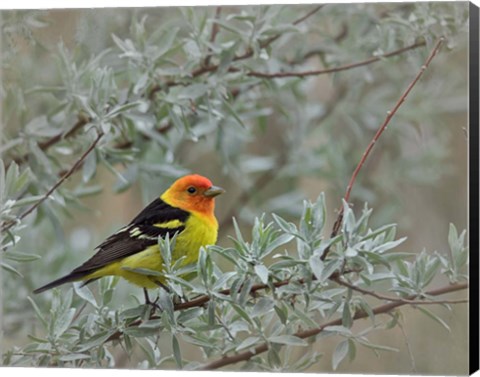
[162,174,225,216]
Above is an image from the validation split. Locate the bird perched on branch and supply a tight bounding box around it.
[34,174,225,301]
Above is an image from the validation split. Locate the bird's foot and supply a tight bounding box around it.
[143,288,162,315]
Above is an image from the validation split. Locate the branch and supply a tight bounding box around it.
[105,275,307,343]
[324,37,445,256]
[199,282,468,370]
[203,6,222,67]
[292,4,325,25]
[243,40,426,79]
[6,114,91,168]
[334,276,468,305]
[1,130,104,234]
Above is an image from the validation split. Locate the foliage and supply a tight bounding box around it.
[0,3,469,373]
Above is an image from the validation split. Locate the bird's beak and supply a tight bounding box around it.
[204,186,225,198]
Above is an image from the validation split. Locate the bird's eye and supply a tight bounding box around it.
[187,186,197,194]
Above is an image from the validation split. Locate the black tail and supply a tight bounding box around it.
[33,272,90,294]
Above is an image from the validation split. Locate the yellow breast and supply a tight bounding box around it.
[87,212,218,289]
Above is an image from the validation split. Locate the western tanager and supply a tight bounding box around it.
[34,174,225,297]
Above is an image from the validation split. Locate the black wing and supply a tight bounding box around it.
[33,198,190,294]
[71,198,190,275]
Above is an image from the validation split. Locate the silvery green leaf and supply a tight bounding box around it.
[124,326,159,338]
[178,84,209,100]
[345,247,358,257]
[274,304,288,324]
[53,308,76,338]
[231,217,245,245]
[165,274,197,291]
[133,72,149,95]
[356,338,399,352]
[309,255,324,281]
[120,306,146,320]
[102,287,115,306]
[268,346,282,368]
[269,335,307,346]
[4,161,18,198]
[342,304,353,328]
[211,19,245,37]
[207,300,216,326]
[372,237,407,254]
[27,296,48,327]
[348,339,357,361]
[342,201,355,235]
[25,115,58,137]
[450,223,461,248]
[251,297,274,318]
[423,257,441,286]
[1,262,23,277]
[417,307,451,332]
[153,27,180,59]
[58,354,91,362]
[236,336,261,351]
[0,138,23,155]
[231,303,253,325]
[73,282,98,308]
[168,106,184,130]
[263,233,294,258]
[4,251,40,262]
[237,277,253,306]
[366,272,396,282]
[323,325,352,336]
[321,258,343,282]
[361,251,390,269]
[82,150,97,182]
[158,287,174,324]
[360,224,396,242]
[254,264,269,284]
[358,300,375,323]
[0,159,5,203]
[197,246,208,282]
[105,101,143,119]
[222,98,246,129]
[177,307,204,323]
[77,330,116,352]
[183,39,201,58]
[212,271,236,291]
[289,307,315,328]
[272,213,297,234]
[332,340,349,370]
[172,334,183,368]
[101,157,128,186]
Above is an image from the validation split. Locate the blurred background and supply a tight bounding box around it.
[0,2,469,373]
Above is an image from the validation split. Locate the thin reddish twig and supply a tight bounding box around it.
[244,40,426,79]
[334,276,468,305]
[343,38,444,204]
[326,37,445,244]
[7,114,91,168]
[204,6,222,67]
[1,130,104,234]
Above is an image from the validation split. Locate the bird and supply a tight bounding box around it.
[34,174,225,302]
